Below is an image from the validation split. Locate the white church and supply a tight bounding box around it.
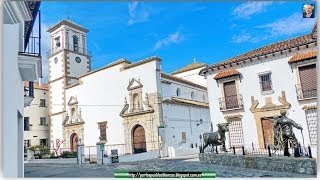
[47,20,211,157]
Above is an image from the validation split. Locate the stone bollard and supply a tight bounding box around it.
[77,143,85,164]
[27,149,34,161]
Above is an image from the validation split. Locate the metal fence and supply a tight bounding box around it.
[200,144,313,158]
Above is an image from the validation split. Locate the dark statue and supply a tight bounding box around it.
[202,123,229,153]
[272,110,303,157]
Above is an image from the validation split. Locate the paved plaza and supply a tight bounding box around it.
[24,155,315,178]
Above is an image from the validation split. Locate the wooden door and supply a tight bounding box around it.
[261,118,274,148]
[132,125,147,154]
[223,81,238,109]
[70,133,78,152]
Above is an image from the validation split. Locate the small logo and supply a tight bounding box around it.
[303,4,315,18]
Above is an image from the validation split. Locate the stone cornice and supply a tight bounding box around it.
[161,73,207,91]
[4,1,32,24]
[163,97,209,108]
[120,109,154,117]
[121,56,161,70]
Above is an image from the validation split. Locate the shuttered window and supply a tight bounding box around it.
[298,64,317,98]
[223,81,238,109]
[99,123,107,141]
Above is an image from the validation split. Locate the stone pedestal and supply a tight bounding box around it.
[77,143,84,164]
[27,149,34,160]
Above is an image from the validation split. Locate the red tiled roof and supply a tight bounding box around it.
[200,24,317,75]
[213,69,240,80]
[288,50,317,63]
[24,82,49,90]
[302,104,317,110]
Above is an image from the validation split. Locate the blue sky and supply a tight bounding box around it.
[38,1,316,82]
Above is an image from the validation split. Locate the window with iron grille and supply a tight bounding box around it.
[228,118,244,147]
[181,132,186,143]
[259,73,273,92]
[40,117,46,126]
[40,99,46,107]
[24,140,30,148]
[24,117,30,131]
[99,123,107,141]
[305,109,317,146]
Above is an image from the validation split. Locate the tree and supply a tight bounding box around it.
[51,139,65,157]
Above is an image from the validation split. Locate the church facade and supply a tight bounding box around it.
[47,20,211,156]
[200,25,317,156]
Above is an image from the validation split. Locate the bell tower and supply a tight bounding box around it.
[47,20,91,147]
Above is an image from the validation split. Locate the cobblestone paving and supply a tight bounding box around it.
[24,156,316,177]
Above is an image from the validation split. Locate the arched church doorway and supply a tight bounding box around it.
[132,125,147,154]
[70,133,78,152]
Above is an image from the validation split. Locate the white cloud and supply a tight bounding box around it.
[233,2,273,19]
[231,12,315,44]
[128,2,149,26]
[153,30,184,51]
[256,12,315,37]
[232,34,257,43]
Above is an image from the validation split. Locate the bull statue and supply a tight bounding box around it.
[201,123,230,153]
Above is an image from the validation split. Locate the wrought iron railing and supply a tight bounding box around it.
[296,83,317,100]
[219,94,243,111]
[19,36,41,57]
[200,144,313,158]
[24,81,34,98]
[47,43,91,57]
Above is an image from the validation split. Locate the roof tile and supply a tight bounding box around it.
[288,50,317,63]
[213,69,240,80]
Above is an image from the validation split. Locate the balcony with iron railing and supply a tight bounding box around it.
[24,81,34,107]
[296,83,317,100]
[219,94,244,111]
[47,43,91,58]
[18,9,42,81]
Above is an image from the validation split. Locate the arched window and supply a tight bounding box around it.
[202,94,206,102]
[176,88,181,97]
[73,35,79,52]
[191,92,194,100]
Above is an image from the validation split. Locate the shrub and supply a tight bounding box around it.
[29,145,49,159]
[60,151,77,158]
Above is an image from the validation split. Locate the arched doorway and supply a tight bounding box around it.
[70,133,78,152]
[132,125,147,154]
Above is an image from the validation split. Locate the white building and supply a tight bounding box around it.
[48,20,211,157]
[3,1,42,177]
[24,82,50,148]
[200,25,317,156]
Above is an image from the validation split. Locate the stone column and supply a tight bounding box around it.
[77,143,84,164]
